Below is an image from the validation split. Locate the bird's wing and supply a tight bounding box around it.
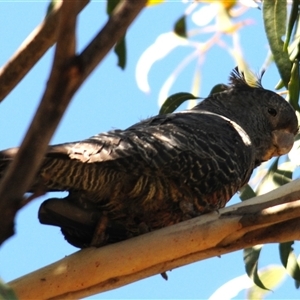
[0,112,254,202]
[38,112,253,196]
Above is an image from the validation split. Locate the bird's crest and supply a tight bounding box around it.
[229,67,264,90]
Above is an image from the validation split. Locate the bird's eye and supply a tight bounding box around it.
[268,108,277,117]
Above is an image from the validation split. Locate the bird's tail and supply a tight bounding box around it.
[39,197,100,248]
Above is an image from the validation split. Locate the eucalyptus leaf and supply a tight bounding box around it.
[272,169,292,186]
[247,265,286,300]
[107,0,127,69]
[256,158,294,195]
[244,246,269,291]
[114,35,127,69]
[159,92,199,115]
[256,158,279,195]
[0,280,18,300]
[239,184,256,201]
[289,38,300,62]
[106,0,120,14]
[279,242,300,284]
[208,84,228,97]
[263,0,291,87]
[284,0,299,49]
[275,79,285,90]
[46,0,59,17]
[280,241,294,267]
[287,60,300,111]
[174,15,187,38]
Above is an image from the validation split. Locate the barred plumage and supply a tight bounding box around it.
[0,69,298,248]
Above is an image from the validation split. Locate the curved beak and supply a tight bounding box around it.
[262,130,296,161]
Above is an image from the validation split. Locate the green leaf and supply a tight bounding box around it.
[114,35,127,69]
[287,60,300,111]
[279,242,300,284]
[106,0,121,15]
[239,184,257,201]
[275,79,285,90]
[284,0,299,49]
[247,265,286,300]
[174,16,187,38]
[208,84,228,97]
[244,246,269,291]
[263,0,291,87]
[0,280,18,300]
[159,92,199,115]
[46,0,59,17]
[280,241,294,267]
[256,158,294,195]
[272,168,292,186]
[289,37,300,62]
[256,158,280,195]
[107,0,127,69]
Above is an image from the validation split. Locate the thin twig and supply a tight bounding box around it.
[78,0,147,84]
[0,0,89,102]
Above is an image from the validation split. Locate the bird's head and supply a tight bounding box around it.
[197,68,299,165]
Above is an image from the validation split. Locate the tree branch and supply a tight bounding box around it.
[0,0,147,246]
[0,0,81,246]
[8,179,300,300]
[0,0,89,102]
[76,0,147,87]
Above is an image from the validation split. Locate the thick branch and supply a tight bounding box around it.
[8,179,300,300]
[0,0,147,246]
[0,0,88,102]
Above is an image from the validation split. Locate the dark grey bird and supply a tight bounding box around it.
[0,69,298,248]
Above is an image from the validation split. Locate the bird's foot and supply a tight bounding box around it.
[138,221,150,234]
[160,272,168,280]
[90,212,109,247]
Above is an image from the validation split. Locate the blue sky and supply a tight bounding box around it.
[0,1,299,299]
